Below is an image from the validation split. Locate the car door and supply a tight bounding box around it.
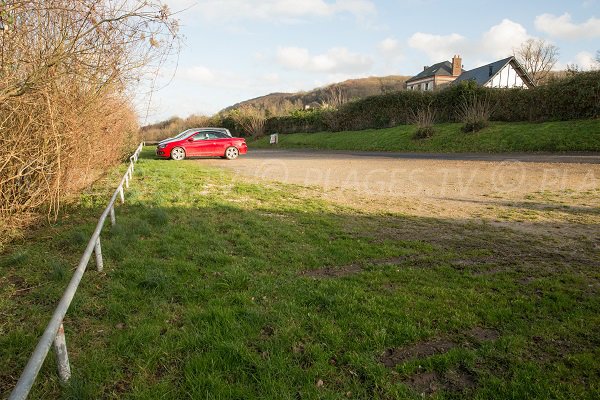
[185,132,211,156]
[206,131,230,156]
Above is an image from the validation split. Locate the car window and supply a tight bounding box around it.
[192,132,209,140]
[207,131,228,139]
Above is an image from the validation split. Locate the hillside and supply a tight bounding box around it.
[221,75,410,112]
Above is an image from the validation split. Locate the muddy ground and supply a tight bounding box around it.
[204,149,600,242]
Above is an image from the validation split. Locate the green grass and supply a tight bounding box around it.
[1,148,599,399]
[250,120,600,153]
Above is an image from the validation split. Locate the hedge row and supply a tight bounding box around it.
[264,71,600,134]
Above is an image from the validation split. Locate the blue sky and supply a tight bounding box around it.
[138,0,600,123]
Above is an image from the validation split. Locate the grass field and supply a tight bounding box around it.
[1,148,599,399]
[250,119,600,153]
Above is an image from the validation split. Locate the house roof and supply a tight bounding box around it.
[453,56,535,88]
[406,61,458,83]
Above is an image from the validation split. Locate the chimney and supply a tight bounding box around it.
[488,65,493,77]
[452,55,462,76]
[424,66,429,71]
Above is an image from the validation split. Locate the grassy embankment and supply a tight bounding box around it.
[251,119,600,152]
[1,148,599,399]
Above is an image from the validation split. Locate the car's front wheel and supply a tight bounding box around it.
[224,146,239,160]
[171,147,186,160]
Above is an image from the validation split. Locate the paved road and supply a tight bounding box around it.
[246,149,600,164]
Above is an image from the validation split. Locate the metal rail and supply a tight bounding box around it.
[9,142,145,400]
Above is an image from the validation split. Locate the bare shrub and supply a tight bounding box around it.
[141,114,212,142]
[408,105,437,139]
[457,94,493,133]
[231,106,266,138]
[0,0,179,247]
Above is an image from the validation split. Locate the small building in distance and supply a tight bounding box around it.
[405,55,463,91]
[452,56,535,89]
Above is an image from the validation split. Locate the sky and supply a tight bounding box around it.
[137,0,600,124]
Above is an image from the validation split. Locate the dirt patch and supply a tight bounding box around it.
[519,276,536,284]
[403,368,476,396]
[404,371,441,396]
[7,275,26,289]
[379,339,455,368]
[380,327,500,368]
[466,327,500,343]
[260,325,275,338]
[303,263,363,278]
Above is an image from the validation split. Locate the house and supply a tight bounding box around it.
[405,55,463,91]
[452,56,535,89]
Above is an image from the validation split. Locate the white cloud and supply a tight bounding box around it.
[277,46,373,73]
[167,0,376,22]
[177,66,215,83]
[535,13,600,39]
[407,32,467,61]
[481,19,530,58]
[378,37,400,54]
[408,19,531,65]
[575,51,599,70]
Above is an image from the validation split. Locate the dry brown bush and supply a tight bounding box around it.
[141,114,212,142]
[457,94,493,133]
[408,105,437,139]
[0,0,179,248]
[230,105,267,138]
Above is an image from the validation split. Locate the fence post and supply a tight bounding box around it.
[124,173,129,188]
[94,237,103,272]
[119,186,125,204]
[53,323,71,383]
[110,205,116,226]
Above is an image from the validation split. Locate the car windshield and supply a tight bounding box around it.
[173,129,195,140]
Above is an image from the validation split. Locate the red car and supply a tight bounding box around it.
[155,128,248,160]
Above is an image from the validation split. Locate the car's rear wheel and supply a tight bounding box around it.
[225,146,239,160]
[171,147,185,160]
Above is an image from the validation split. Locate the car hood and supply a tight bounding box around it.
[158,137,182,146]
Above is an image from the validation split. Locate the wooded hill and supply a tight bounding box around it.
[221,75,410,113]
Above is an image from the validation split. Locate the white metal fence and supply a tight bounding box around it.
[8,142,145,400]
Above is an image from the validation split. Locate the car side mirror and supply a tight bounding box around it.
[187,138,194,142]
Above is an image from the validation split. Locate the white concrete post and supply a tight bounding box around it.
[110,205,116,226]
[94,237,103,272]
[53,323,71,383]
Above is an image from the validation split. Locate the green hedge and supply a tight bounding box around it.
[265,71,600,134]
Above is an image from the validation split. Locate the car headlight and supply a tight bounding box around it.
[158,144,166,149]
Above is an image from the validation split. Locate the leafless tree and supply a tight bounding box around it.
[321,85,347,109]
[514,39,559,85]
